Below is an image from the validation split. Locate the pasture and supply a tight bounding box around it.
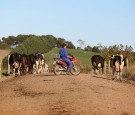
[45,48,100,65]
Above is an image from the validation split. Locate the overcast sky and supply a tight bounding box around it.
[0,0,135,50]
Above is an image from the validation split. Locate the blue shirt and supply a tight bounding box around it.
[59,48,68,59]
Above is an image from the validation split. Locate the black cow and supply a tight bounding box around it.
[21,54,36,74]
[91,55,105,75]
[9,53,22,77]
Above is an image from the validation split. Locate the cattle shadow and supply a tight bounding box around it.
[92,74,112,80]
[32,73,56,77]
[32,72,69,77]
[42,79,53,82]
[2,72,10,77]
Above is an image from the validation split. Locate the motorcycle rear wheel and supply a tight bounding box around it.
[71,64,81,75]
[54,64,62,75]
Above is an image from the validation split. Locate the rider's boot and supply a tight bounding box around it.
[66,67,71,75]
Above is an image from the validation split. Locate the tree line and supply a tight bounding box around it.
[78,39,135,63]
[0,34,135,63]
[0,34,75,54]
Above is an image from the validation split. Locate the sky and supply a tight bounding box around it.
[0,0,135,50]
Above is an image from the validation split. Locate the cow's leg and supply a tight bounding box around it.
[120,65,123,81]
[112,66,116,80]
[120,72,122,81]
[95,69,97,74]
[45,63,49,73]
[24,65,27,74]
[36,61,39,74]
[14,62,19,77]
[19,64,23,76]
[94,67,97,74]
[21,65,25,75]
[92,66,95,74]
[19,67,22,76]
[119,70,123,81]
[15,68,18,77]
[115,68,119,80]
[30,65,33,74]
[17,64,21,76]
[38,65,42,74]
[30,64,34,74]
[116,72,120,80]
[12,68,15,75]
[18,68,20,76]
[102,68,104,75]
[28,66,31,74]
[42,64,45,72]
[113,66,115,76]
[33,64,37,74]
[101,63,104,75]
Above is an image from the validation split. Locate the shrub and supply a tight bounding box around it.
[126,63,135,81]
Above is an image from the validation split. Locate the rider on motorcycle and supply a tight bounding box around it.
[59,43,72,74]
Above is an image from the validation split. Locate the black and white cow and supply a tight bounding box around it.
[110,54,126,80]
[34,53,46,74]
[9,53,22,77]
[91,55,105,75]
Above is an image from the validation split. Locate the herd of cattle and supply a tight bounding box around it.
[9,52,49,77]
[91,54,127,80]
[8,52,127,81]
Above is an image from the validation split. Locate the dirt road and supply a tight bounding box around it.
[0,73,135,115]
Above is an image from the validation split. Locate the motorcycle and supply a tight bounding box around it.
[53,56,81,75]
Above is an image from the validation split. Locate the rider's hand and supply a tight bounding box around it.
[67,56,72,59]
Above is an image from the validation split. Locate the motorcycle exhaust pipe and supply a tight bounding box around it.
[58,68,66,71]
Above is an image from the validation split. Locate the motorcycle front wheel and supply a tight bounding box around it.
[54,64,62,75]
[71,64,81,75]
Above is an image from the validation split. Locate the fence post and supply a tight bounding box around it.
[8,55,10,74]
[104,61,106,74]
[0,57,2,78]
[108,60,110,74]
[126,58,129,73]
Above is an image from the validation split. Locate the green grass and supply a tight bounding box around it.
[44,48,100,72]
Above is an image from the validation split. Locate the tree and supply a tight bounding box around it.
[84,45,92,51]
[101,44,135,64]
[77,39,85,49]
[56,38,66,48]
[92,46,100,53]
[66,41,75,49]
[11,35,57,54]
